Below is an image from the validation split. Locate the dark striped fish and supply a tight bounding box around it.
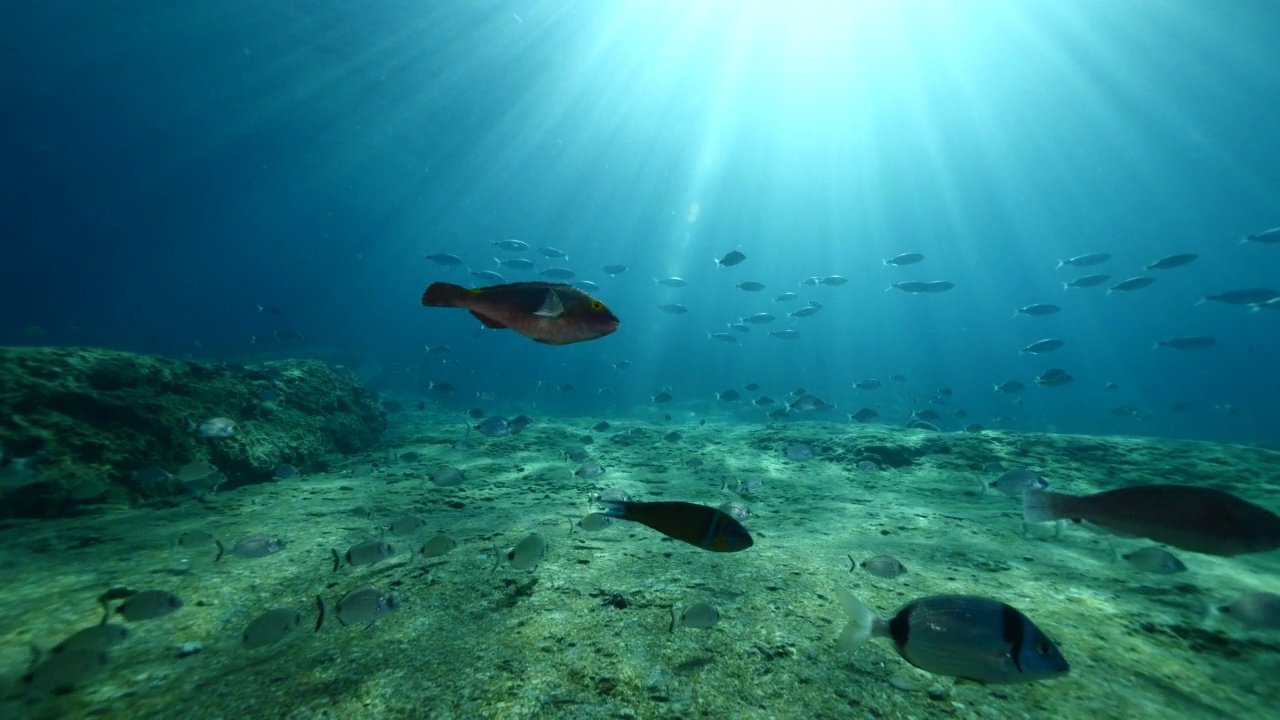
[599,500,753,552]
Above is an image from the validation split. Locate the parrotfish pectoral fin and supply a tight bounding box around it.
[469,310,508,329]
[835,588,876,652]
[533,290,565,318]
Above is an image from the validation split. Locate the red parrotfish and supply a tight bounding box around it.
[421,281,619,345]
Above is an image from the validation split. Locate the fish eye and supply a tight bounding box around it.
[590,301,604,310]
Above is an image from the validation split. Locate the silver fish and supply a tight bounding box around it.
[242,608,302,650]
[317,587,399,630]
[114,590,183,622]
[332,540,394,571]
[419,534,458,558]
[671,602,720,631]
[232,533,286,558]
[502,533,547,571]
[1119,546,1186,574]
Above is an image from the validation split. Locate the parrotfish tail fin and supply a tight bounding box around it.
[314,595,326,632]
[421,282,473,308]
[213,539,225,563]
[598,501,627,519]
[1022,489,1062,524]
[835,588,877,652]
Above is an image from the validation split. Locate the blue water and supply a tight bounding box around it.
[3,1,1280,443]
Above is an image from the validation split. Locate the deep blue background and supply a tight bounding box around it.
[2,1,1278,442]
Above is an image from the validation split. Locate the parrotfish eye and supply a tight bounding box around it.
[590,300,604,310]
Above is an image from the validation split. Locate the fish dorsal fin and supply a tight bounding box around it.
[534,290,565,318]
[469,310,508,329]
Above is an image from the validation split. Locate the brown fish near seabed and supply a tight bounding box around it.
[421,281,619,345]
[1023,485,1280,556]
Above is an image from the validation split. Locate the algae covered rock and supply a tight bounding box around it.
[0,347,386,517]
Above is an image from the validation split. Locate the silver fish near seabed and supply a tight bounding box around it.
[1119,546,1187,574]
[332,540,394,571]
[499,533,547,571]
[316,587,399,630]
[836,590,1070,684]
[113,590,183,622]
[1214,592,1280,630]
[419,534,458,558]
[21,649,110,696]
[233,533,286,559]
[242,608,303,650]
[854,554,908,579]
[671,602,720,631]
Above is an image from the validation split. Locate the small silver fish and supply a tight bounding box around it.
[194,417,237,438]
[1215,592,1280,630]
[1119,546,1186,574]
[114,590,183,622]
[174,530,225,562]
[419,534,458,558]
[989,469,1048,496]
[232,533,286,558]
[21,649,110,695]
[671,602,720,632]
[50,624,129,656]
[388,516,427,536]
[316,587,399,630]
[575,461,606,479]
[571,513,613,533]
[501,533,547,571]
[431,467,465,486]
[855,554,907,579]
[333,540,394,571]
[242,608,302,650]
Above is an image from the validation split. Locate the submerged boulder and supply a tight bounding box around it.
[0,347,386,517]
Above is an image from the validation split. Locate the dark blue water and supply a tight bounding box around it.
[4,1,1279,443]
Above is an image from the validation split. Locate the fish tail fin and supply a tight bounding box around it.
[331,549,341,573]
[1022,489,1066,523]
[213,539,225,563]
[835,588,878,652]
[314,595,326,632]
[1061,281,1070,291]
[1055,259,1066,269]
[1194,296,1208,306]
[1153,341,1163,350]
[598,501,629,519]
[421,282,473,308]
